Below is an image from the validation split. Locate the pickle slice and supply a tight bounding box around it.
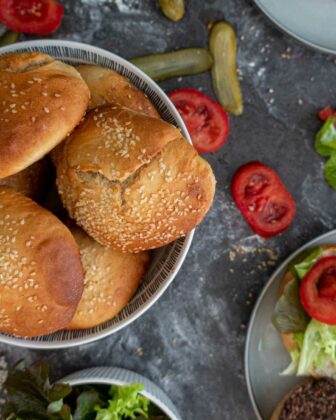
[131,48,213,82]
[0,31,19,47]
[159,0,185,22]
[209,22,243,116]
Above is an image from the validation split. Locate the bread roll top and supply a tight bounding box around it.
[0,52,90,179]
[56,104,215,252]
[68,227,149,329]
[0,186,84,337]
[77,64,159,117]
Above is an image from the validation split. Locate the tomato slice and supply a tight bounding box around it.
[231,161,296,238]
[0,0,64,35]
[300,256,336,325]
[319,106,336,121]
[169,88,229,154]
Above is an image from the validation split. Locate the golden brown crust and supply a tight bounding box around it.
[0,186,84,337]
[0,52,90,179]
[0,157,53,200]
[68,227,149,329]
[77,64,159,117]
[281,245,336,353]
[56,104,216,252]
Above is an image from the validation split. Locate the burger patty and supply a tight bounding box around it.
[280,379,336,420]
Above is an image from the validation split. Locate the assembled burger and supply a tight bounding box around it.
[272,246,336,378]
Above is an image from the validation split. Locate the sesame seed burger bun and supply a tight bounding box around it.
[77,64,159,117]
[56,104,216,252]
[50,64,159,168]
[68,227,149,329]
[0,186,84,337]
[0,52,90,179]
[0,157,53,201]
[280,245,336,357]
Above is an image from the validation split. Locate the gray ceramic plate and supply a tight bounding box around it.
[245,229,336,419]
[253,0,336,55]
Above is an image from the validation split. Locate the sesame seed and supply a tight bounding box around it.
[43,107,50,113]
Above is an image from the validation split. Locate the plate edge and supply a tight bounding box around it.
[244,229,336,419]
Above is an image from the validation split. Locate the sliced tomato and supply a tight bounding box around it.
[300,256,336,325]
[0,0,64,35]
[169,88,229,154]
[231,161,296,238]
[319,106,336,121]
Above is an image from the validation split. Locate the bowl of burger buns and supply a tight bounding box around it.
[0,40,215,348]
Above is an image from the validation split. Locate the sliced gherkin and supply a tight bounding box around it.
[131,48,212,82]
[209,21,243,116]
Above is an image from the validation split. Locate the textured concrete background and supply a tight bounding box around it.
[1,1,336,419]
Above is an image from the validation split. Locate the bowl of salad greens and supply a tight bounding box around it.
[3,361,181,420]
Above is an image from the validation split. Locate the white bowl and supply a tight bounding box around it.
[61,366,182,420]
[0,40,193,349]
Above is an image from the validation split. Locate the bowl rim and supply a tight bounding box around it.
[60,366,182,420]
[244,228,336,420]
[0,39,194,349]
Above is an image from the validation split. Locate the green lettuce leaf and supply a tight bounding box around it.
[94,384,150,420]
[3,360,72,420]
[272,278,310,333]
[324,153,336,190]
[281,333,304,375]
[297,319,336,377]
[315,117,336,156]
[292,247,323,279]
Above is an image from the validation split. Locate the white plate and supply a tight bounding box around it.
[253,0,336,55]
[0,40,193,349]
[245,229,336,419]
[61,366,182,420]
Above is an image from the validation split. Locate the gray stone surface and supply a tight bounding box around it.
[1,0,336,419]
